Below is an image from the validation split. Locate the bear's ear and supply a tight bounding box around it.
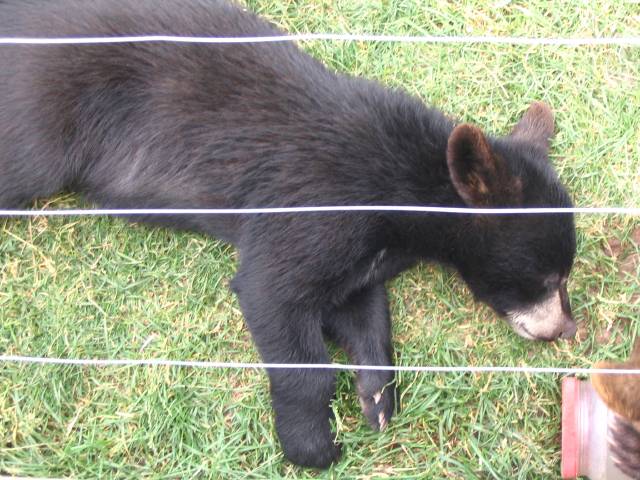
[446,124,521,207]
[510,101,555,151]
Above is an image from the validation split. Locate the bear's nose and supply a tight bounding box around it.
[559,319,577,339]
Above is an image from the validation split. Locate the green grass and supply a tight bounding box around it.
[2,1,640,478]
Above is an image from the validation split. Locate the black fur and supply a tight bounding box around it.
[0,0,576,468]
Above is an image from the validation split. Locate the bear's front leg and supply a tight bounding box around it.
[233,274,340,469]
[269,364,340,468]
[323,283,396,431]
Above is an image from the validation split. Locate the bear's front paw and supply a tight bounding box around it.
[280,428,341,469]
[357,374,396,431]
[276,410,341,469]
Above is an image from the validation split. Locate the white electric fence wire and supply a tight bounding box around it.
[1,206,640,216]
[1,355,639,375]
[0,34,639,46]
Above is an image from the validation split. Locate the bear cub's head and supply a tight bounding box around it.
[445,102,576,341]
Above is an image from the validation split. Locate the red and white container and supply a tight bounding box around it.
[561,377,632,479]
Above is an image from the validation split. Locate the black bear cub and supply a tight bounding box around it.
[0,0,577,468]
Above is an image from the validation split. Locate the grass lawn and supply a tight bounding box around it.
[1,1,639,478]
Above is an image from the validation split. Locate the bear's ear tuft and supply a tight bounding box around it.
[510,101,555,151]
[446,123,521,207]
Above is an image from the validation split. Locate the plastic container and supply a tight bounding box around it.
[561,377,632,479]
